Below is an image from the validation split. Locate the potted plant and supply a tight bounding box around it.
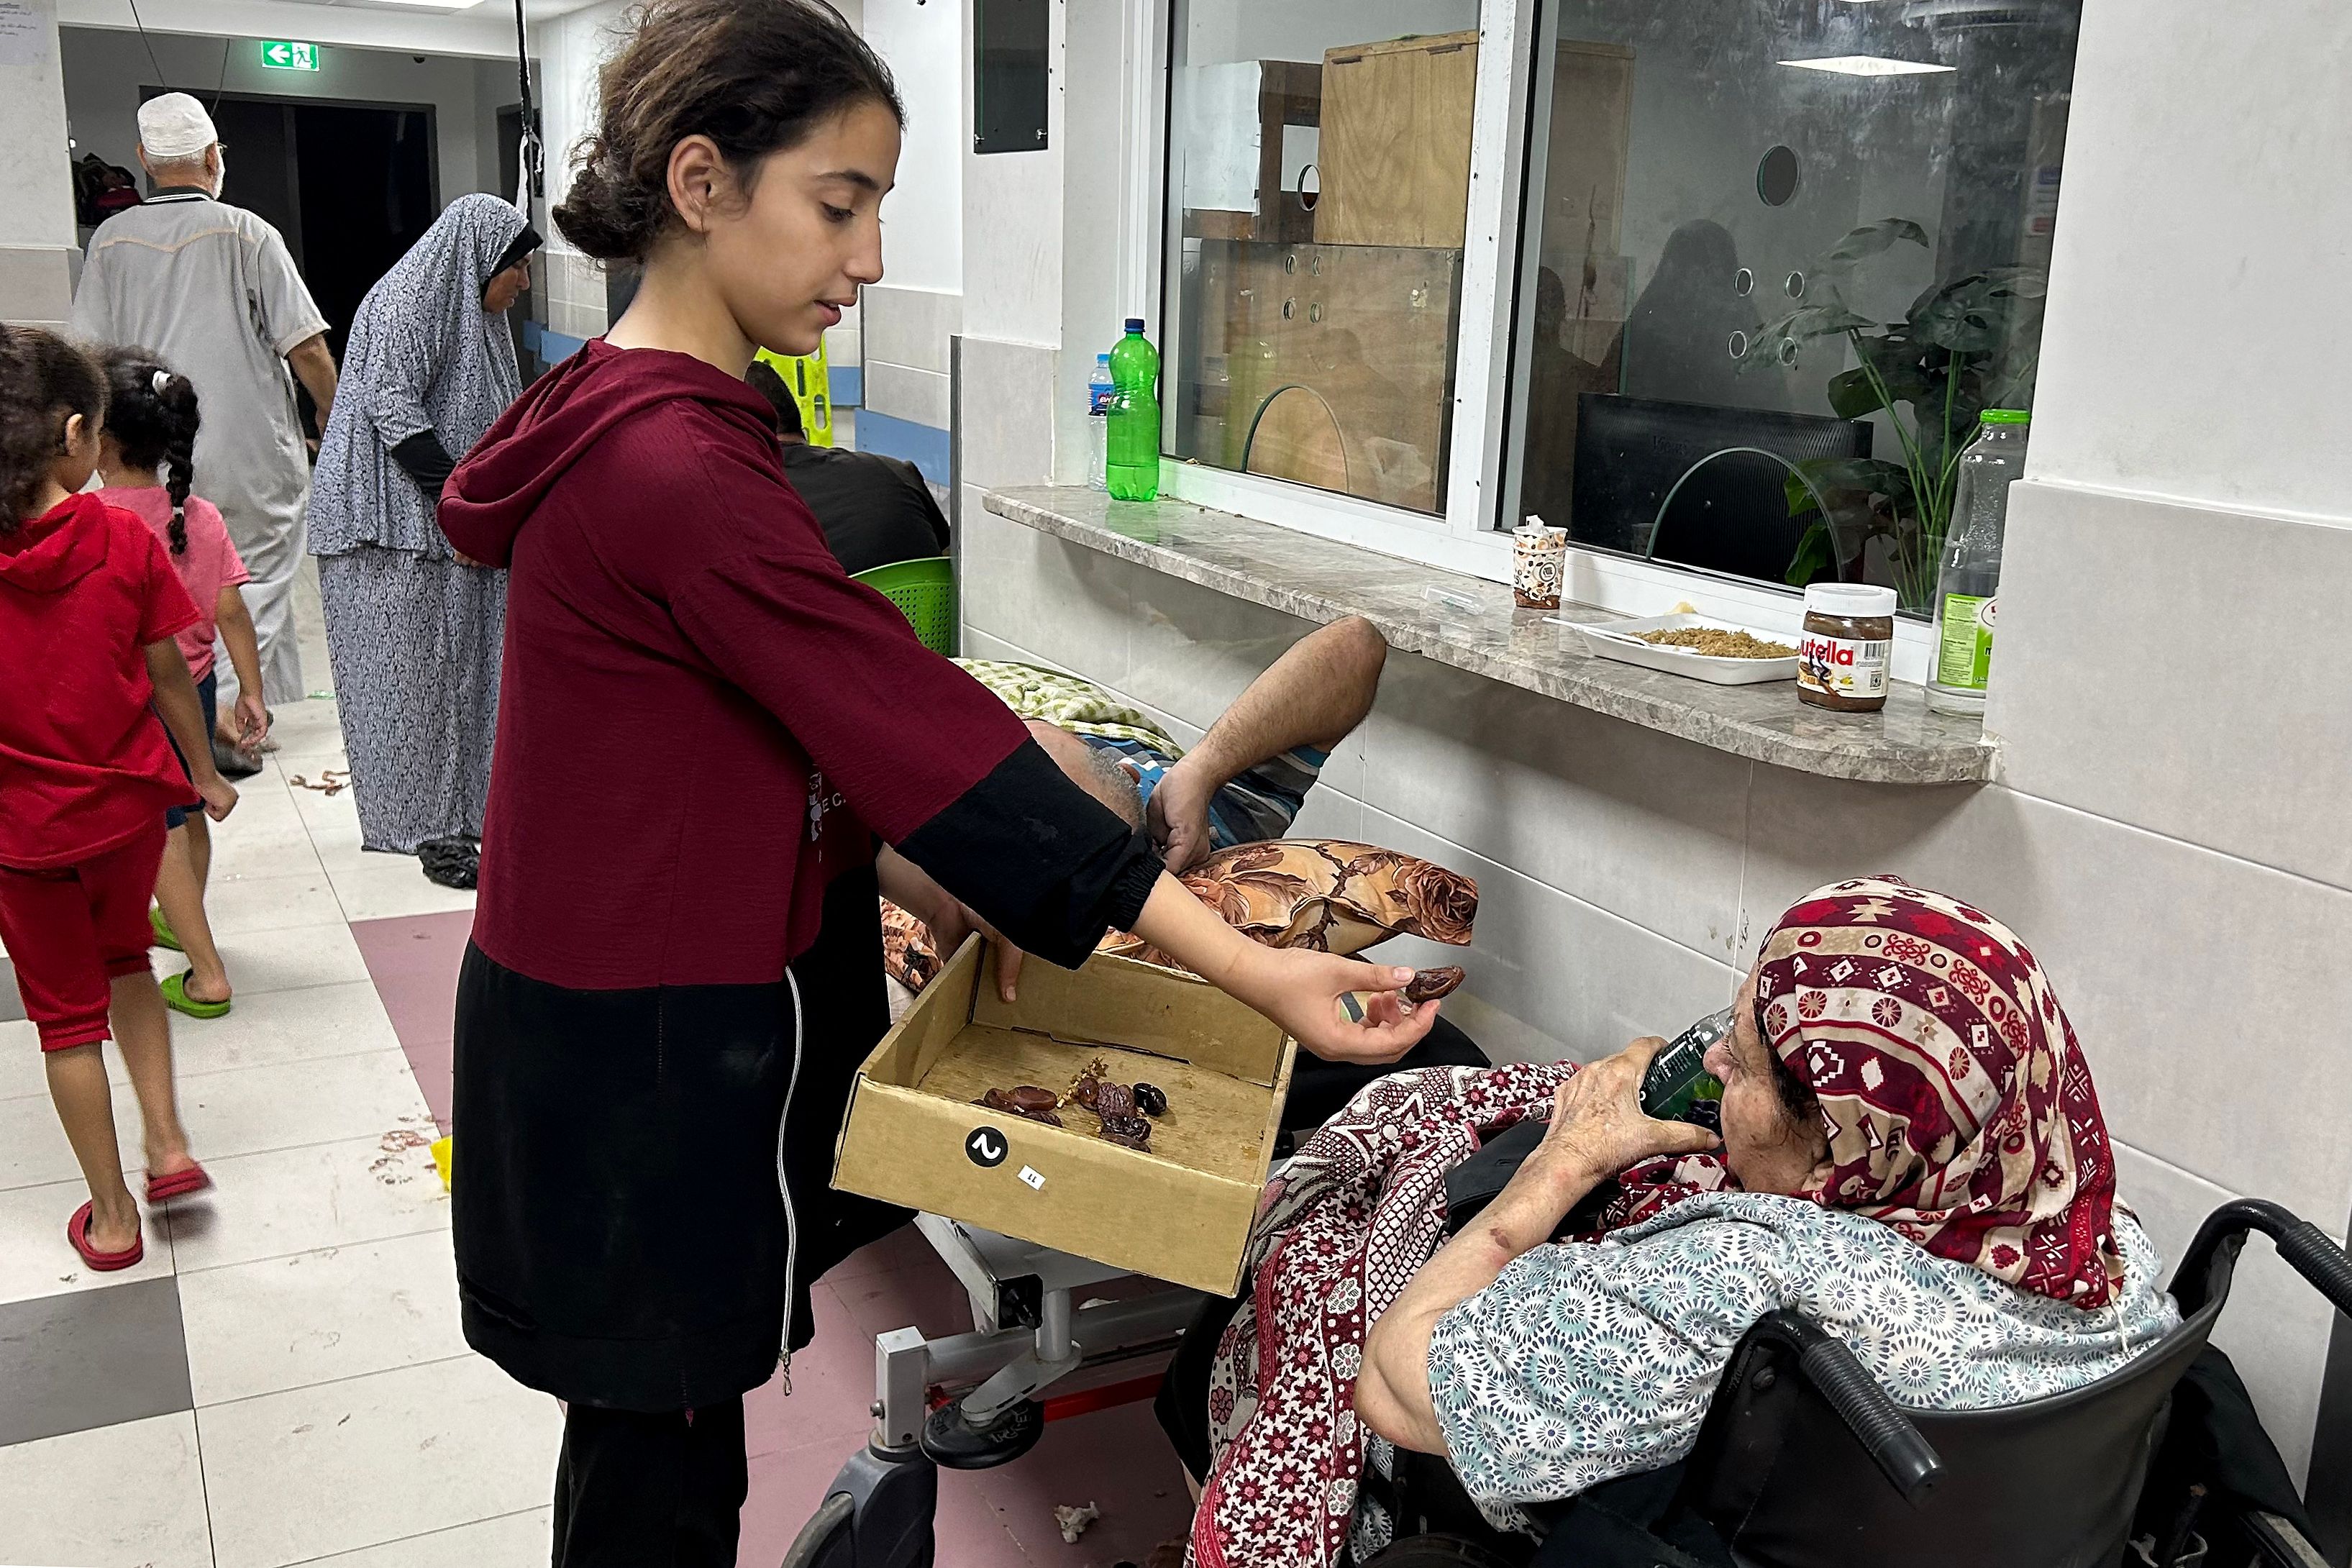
[1752,219,2046,610]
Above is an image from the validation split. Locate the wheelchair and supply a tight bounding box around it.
[1359,1198,2352,1568]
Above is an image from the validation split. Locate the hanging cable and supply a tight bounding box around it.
[512,0,542,213]
[122,0,171,93]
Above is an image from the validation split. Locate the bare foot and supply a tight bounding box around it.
[146,1141,199,1181]
[183,970,232,1007]
[82,1198,140,1255]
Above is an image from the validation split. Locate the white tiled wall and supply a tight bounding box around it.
[957,337,2352,1476]
[862,283,960,430]
[539,249,609,342]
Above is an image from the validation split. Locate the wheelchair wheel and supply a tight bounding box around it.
[1359,1534,1521,1568]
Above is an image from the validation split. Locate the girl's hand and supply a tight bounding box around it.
[1229,946,1437,1065]
[1532,1036,1718,1188]
[232,693,269,752]
[875,846,1025,1002]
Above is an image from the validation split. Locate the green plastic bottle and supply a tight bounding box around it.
[1106,317,1161,501]
[1640,1006,1734,1133]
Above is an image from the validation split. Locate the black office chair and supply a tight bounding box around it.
[1361,1199,2352,1568]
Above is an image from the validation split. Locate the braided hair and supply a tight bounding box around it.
[0,324,107,532]
[97,347,201,554]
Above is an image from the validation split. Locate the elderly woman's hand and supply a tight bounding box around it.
[1529,1036,1722,1191]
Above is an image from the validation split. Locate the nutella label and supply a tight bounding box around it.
[1797,632,1890,701]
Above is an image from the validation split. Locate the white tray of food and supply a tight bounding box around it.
[1567,612,1800,686]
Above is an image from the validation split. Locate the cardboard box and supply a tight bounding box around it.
[831,936,1297,1295]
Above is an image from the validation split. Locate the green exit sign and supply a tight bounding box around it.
[260,40,320,71]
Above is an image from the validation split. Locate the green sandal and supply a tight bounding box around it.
[149,906,182,952]
[160,971,230,1019]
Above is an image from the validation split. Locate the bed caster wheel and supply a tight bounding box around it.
[919,1392,1043,1469]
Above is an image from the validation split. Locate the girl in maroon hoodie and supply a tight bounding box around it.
[437,1,1441,1559]
[0,324,229,1272]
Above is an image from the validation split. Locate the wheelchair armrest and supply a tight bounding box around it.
[1774,1313,1944,1504]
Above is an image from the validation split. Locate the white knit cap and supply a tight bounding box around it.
[138,93,219,160]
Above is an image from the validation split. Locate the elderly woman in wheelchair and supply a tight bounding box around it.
[1178,876,2205,1568]
[1357,876,2176,1513]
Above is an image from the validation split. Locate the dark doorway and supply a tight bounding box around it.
[141,87,437,369]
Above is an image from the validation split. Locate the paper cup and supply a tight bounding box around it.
[1512,527,1568,610]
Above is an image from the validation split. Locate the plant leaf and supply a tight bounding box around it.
[1823,218,1931,268]
[1824,367,1887,421]
[1783,518,1840,588]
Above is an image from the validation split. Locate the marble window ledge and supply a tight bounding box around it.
[980,487,1993,786]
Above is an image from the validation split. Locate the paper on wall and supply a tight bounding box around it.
[0,0,47,66]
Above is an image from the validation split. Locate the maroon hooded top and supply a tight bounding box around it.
[440,340,1154,993]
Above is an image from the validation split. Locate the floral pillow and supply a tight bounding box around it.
[880,839,1477,994]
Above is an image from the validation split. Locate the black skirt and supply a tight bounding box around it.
[452,865,906,1412]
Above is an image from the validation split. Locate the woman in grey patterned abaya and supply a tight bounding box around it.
[308,195,539,885]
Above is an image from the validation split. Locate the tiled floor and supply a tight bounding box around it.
[0,682,1195,1565]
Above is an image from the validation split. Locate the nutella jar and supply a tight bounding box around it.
[1797,583,1896,712]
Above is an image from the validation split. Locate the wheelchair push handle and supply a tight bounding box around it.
[2275,1218,2352,1316]
[2175,1198,2352,1318]
[1784,1321,1943,1504]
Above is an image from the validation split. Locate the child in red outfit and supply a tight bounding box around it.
[0,324,234,1271]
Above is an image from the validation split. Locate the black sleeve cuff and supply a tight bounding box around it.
[390,429,459,497]
[895,739,1164,970]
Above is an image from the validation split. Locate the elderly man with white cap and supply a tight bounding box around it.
[70,92,340,732]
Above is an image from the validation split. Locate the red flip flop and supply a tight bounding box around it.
[68,1202,145,1271]
[145,1163,212,1203]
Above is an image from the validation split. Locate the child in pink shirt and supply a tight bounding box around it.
[94,349,269,1019]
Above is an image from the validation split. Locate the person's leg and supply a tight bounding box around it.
[90,828,197,1180]
[0,860,137,1252]
[186,676,217,896]
[152,822,230,1006]
[222,502,304,707]
[44,1046,140,1252]
[550,1400,747,1568]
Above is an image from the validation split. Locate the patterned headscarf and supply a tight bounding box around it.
[1757,875,2125,1308]
[306,193,534,557]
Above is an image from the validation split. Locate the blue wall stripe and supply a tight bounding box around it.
[520,319,542,350]
[539,329,587,364]
[830,364,863,407]
[854,409,950,486]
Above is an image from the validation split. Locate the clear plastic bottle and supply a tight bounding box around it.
[1085,352,1113,491]
[1928,409,2030,717]
[1106,318,1162,501]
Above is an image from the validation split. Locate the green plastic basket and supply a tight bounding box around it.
[852,556,959,657]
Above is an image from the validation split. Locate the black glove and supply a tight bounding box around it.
[389,430,458,498]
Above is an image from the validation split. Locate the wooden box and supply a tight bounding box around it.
[1314,29,1480,249]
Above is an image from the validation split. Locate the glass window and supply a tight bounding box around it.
[1162,2,1484,516]
[1506,1,2079,611]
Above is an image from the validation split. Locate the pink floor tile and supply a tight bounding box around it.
[350,908,475,1131]
[744,1282,889,1462]
[827,1252,977,1345]
[975,1400,1195,1567]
